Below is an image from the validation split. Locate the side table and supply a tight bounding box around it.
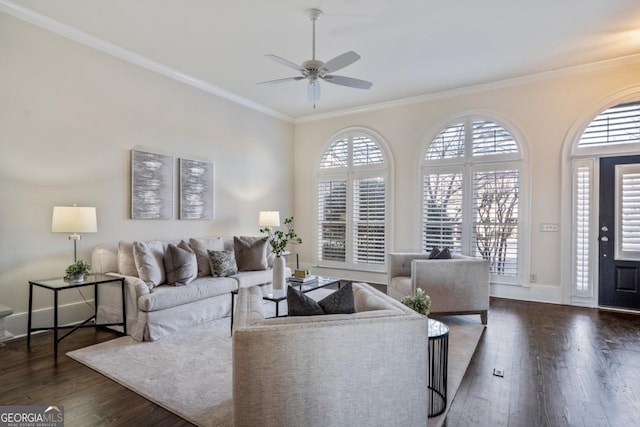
[28,274,127,359]
[428,318,449,417]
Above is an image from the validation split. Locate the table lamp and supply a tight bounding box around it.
[51,204,97,262]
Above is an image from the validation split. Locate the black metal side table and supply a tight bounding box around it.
[428,318,449,417]
[28,273,126,359]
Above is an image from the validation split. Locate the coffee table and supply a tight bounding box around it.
[230,276,341,333]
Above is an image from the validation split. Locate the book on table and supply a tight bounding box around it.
[288,276,318,284]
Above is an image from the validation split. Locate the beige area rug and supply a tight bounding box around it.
[67,295,484,427]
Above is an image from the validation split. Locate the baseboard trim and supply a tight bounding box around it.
[4,300,96,339]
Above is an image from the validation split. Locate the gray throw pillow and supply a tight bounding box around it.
[318,282,355,314]
[287,286,324,316]
[164,241,197,286]
[433,247,452,259]
[133,240,166,290]
[208,249,238,277]
[233,236,268,271]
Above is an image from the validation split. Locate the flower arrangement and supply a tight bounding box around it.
[401,288,431,316]
[65,260,91,281]
[260,216,302,257]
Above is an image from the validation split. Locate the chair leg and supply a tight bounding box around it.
[481,311,488,325]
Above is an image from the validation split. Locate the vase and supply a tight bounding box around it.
[272,256,286,290]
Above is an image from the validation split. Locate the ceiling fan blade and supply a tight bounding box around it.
[257,76,305,85]
[322,51,360,73]
[265,54,304,72]
[322,74,373,89]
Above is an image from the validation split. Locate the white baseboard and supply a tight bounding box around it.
[4,300,96,339]
[490,282,563,304]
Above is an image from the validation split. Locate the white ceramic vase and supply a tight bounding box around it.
[272,255,286,290]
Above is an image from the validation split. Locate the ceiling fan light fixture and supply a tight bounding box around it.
[259,8,373,108]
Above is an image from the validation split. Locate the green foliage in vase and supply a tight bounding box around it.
[65,260,91,279]
[401,288,432,316]
[260,216,302,257]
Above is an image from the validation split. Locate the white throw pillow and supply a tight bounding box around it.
[117,241,138,277]
[133,240,166,290]
[189,237,225,276]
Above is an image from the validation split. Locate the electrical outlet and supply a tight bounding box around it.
[493,368,505,377]
[530,273,537,283]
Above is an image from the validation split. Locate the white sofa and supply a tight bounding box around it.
[232,282,429,427]
[388,252,490,324]
[91,237,283,341]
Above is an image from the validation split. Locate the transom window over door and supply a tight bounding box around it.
[317,130,390,273]
[422,117,524,283]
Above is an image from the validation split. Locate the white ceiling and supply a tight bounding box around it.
[5,0,640,120]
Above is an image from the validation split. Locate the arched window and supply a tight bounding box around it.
[317,130,390,272]
[422,116,524,283]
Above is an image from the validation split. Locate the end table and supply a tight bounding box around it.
[428,318,449,417]
[28,274,127,359]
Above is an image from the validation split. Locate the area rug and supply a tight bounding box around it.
[67,296,484,427]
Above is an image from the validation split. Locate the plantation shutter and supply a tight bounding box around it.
[472,169,519,276]
[422,172,463,252]
[617,165,640,260]
[578,102,640,148]
[353,177,386,264]
[573,162,592,296]
[472,120,519,156]
[317,180,347,262]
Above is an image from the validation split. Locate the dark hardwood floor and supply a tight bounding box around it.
[1,297,639,427]
[444,298,640,427]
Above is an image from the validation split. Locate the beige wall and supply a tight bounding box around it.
[0,14,294,336]
[293,61,640,302]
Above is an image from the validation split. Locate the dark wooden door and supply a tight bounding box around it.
[599,155,640,310]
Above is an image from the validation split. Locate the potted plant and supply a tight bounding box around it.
[260,216,302,289]
[401,288,431,316]
[65,260,91,283]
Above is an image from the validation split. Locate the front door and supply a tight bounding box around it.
[599,155,640,310]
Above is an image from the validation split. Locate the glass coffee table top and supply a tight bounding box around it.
[262,276,341,301]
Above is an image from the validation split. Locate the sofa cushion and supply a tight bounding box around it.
[189,237,225,277]
[287,285,324,316]
[118,241,138,277]
[138,276,237,312]
[164,241,197,286]
[208,249,238,277]
[318,282,355,314]
[234,236,268,271]
[133,240,166,289]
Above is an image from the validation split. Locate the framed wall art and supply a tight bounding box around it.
[131,149,174,219]
[179,158,214,220]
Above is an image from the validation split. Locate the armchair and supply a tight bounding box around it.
[388,253,490,324]
[232,282,429,427]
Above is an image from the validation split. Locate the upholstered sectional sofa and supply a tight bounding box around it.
[91,236,283,341]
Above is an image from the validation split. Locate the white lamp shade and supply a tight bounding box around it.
[51,206,98,233]
[258,211,280,227]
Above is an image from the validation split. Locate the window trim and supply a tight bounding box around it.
[315,127,394,274]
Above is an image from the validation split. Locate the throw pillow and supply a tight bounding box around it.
[208,249,238,277]
[433,247,452,259]
[117,241,139,277]
[428,247,441,259]
[189,237,225,277]
[233,236,268,271]
[164,241,197,286]
[133,240,166,290]
[318,282,355,314]
[287,285,324,316]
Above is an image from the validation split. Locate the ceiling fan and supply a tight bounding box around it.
[258,8,373,108]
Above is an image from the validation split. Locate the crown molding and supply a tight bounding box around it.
[295,53,640,124]
[0,0,293,123]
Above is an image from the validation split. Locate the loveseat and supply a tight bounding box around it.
[91,236,284,341]
[388,252,490,324]
[232,282,429,427]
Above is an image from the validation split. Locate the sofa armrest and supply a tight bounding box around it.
[388,252,432,281]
